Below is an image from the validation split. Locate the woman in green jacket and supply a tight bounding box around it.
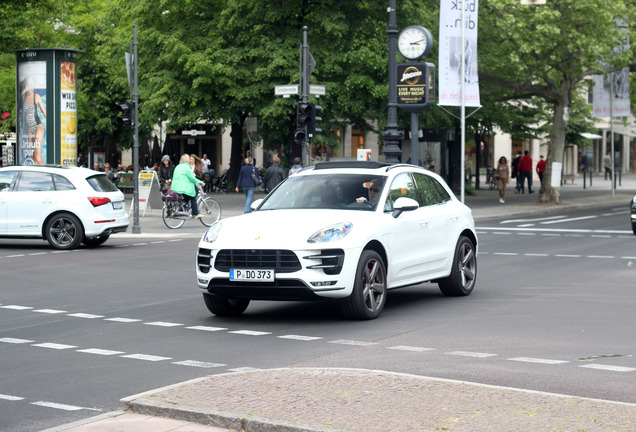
[171,154,204,219]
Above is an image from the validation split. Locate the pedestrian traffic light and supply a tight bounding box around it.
[297,102,312,130]
[309,104,322,137]
[114,101,134,129]
[294,128,306,145]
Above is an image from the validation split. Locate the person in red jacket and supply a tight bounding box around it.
[518,150,533,194]
[536,155,546,184]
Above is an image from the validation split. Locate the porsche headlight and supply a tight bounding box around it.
[202,222,222,243]
[307,222,352,243]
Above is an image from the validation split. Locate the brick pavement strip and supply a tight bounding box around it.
[120,368,636,432]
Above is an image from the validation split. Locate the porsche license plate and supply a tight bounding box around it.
[230,269,275,282]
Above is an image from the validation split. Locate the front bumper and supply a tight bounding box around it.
[196,246,360,300]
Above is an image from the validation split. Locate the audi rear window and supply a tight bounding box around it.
[86,174,119,192]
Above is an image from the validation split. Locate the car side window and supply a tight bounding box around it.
[16,171,54,192]
[387,173,417,211]
[0,171,16,192]
[413,173,445,207]
[53,174,76,191]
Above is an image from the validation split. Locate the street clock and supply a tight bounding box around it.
[398,25,433,60]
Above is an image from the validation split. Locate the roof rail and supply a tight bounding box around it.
[313,161,384,170]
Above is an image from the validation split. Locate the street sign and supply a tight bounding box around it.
[310,84,326,96]
[182,130,205,136]
[275,85,299,96]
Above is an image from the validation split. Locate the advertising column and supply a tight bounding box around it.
[15,48,82,165]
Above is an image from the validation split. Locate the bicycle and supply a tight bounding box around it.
[486,167,497,190]
[161,185,221,229]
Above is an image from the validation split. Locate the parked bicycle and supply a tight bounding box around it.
[161,185,221,229]
[486,167,497,190]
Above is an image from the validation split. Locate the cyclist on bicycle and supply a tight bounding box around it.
[171,153,204,219]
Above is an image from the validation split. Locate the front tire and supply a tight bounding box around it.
[342,250,387,320]
[199,197,221,226]
[203,294,250,316]
[45,213,84,250]
[438,236,477,296]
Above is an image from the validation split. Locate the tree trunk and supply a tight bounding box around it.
[539,89,572,204]
[229,114,247,186]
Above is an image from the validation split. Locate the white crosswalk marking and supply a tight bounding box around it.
[172,360,226,368]
[104,317,142,323]
[186,326,228,332]
[120,354,172,362]
[278,335,323,341]
[330,339,377,346]
[0,338,33,344]
[32,343,77,350]
[446,351,497,358]
[31,401,98,411]
[145,321,183,327]
[579,364,636,372]
[33,309,67,314]
[508,357,568,365]
[67,313,104,319]
[229,330,272,336]
[77,348,125,356]
[1,305,33,310]
[0,394,24,401]
[387,345,435,352]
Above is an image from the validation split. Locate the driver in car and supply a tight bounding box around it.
[356,178,383,206]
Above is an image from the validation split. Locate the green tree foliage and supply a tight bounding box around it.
[478,0,635,203]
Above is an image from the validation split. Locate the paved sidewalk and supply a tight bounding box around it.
[44,173,636,432]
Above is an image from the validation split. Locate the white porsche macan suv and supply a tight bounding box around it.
[196,161,477,320]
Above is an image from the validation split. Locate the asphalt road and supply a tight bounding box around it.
[1,202,635,432]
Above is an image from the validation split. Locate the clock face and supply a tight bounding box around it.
[398,26,433,60]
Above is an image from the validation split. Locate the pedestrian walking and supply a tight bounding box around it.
[603,153,612,180]
[289,157,303,175]
[159,155,174,191]
[495,156,510,203]
[263,155,286,193]
[536,155,546,184]
[511,151,522,193]
[236,157,260,213]
[517,150,533,194]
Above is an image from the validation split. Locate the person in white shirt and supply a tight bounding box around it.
[201,154,211,172]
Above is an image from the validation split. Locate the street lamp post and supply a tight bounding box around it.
[381,0,404,163]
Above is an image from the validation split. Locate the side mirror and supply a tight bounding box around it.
[250,198,264,211]
[392,197,419,218]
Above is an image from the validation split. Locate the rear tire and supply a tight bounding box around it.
[199,197,221,226]
[438,236,477,296]
[162,203,185,229]
[45,213,84,250]
[342,250,386,320]
[203,294,250,316]
[632,222,636,235]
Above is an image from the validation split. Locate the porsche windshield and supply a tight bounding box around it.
[259,174,387,211]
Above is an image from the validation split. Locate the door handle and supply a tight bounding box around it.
[419,220,429,226]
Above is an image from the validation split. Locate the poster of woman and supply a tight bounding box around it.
[18,61,47,165]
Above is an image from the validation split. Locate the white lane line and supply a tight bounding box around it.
[500,215,567,224]
[31,401,99,411]
[541,233,561,237]
[330,339,377,346]
[6,254,26,258]
[0,394,24,401]
[621,256,636,260]
[77,348,125,356]
[591,235,611,238]
[145,321,183,327]
[228,330,272,336]
[172,360,226,368]
[32,343,78,350]
[446,351,497,358]
[508,357,568,365]
[28,252,47,256]
[524,253,549,257]
[187,326,228,332]
[517,224,535,228]
[492,232,511,235]
[104,317,142,323]
[517,232,536,235]
[478,226,631,235]
[387,345,435,352]
[541,215,598,225]
[493,252,519,256]
[227,367,261,372]
[67,313,104,319]
[132,243,149,246]
[1,305,33,310]
[587,255,614,259]
[33,309,67,314]
[555,254,581,258]
[51,251,70,254]
[0,338,34,344]
[278,335,324,341]
[579,364,636,372]
[120,354,172,362]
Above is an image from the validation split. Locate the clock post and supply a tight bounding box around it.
[380,0,403,164]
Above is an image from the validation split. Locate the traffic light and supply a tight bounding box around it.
[294,128,306,146]
[114,101,134,129]
[297,102,312,131]
[309,103,322,137]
